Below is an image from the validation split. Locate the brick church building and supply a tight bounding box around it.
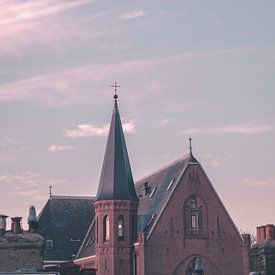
[38,94,250,274]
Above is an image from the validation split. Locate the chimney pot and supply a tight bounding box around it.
[11,217,22,234]
[265,224,275,241]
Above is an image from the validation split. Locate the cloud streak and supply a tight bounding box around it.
[243,178,275,187]
[65,120,136,138]
[120,9,146,20]
[49,145,74,153]
[0,0,93,56]
[182,121,274,135]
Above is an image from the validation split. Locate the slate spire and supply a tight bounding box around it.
[96,95,138,201]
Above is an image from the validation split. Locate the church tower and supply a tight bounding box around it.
[95,90,139,275]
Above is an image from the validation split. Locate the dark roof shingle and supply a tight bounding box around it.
[38,195,95,261]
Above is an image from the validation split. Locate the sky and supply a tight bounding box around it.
[0,0,274,234]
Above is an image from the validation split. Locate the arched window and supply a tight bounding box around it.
[96,217,98,243]
[103,215,110,242]
[118,215,124,241]
[132,215,137,242]
[184,196,205,238]
[190,197,197,209]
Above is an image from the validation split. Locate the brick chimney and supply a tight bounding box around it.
[265,224,275,241]
[11,217,22,234]
[256,224,275,243]
[0,215,8,236]
[256,225,266,243]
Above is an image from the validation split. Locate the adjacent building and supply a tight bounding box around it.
[0,208,44,272]
[250,224,275,274]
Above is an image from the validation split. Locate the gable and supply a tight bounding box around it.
[147,161,242,242]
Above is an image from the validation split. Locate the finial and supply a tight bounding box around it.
[49,185,52,198]
[189,137,192,155]
[111,81,120,100]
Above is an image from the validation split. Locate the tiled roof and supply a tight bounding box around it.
[135,155,190,233]
[96,99,138,201]
[38,195,95,261]
[76,218,95,259]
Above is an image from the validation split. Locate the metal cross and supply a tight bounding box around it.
[189,137,193,154]
[111,81,120,99]
[49,185,52,198]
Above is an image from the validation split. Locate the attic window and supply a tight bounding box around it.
[142,182,151,196]
[149,187,157,198]
[167,178,175,191]
[45,240,54,249]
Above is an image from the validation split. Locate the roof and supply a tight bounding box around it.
[76,218,95,259]
[38,195,95,261]
[135,155,191,233]
[96,98,138,201]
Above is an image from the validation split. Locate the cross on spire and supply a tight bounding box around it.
[189,137,193,155]
[49,185,52,198]
[111,81,120,99]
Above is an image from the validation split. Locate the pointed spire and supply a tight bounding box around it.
[96,94,138,201]
[188,137,198,163]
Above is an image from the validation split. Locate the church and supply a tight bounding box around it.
[38,93,250,274]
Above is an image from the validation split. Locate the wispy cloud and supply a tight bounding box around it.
[120,9,146,20]
[0,171,67,197]
[161,117,175,126]
[65,124,109,138]
[204,153,222,168]
[65,120,136,138]
[49,145,74,153]
[182,121,274,135]
[64,121,136,138]
[0,0,93,56]
[243,178,275,187]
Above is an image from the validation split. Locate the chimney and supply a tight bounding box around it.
[0,215,8,236]
[28,206,38,232]
[242,233,251,247]
[265,224,275,241]
[256,225,266,243]
[11,217,22,234]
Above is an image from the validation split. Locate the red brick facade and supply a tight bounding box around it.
[95,200,138,274]
[132,163,247,275]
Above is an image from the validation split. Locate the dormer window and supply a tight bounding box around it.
[142,182,151,196]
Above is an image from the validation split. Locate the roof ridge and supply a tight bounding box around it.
[50,195,95,200]
[135,154,189,184]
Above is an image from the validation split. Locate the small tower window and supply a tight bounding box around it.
[103,215,110,242]
[118,215,124,241]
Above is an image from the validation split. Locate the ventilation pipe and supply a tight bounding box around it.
[0,215,8,236]
[28,205,38,232]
